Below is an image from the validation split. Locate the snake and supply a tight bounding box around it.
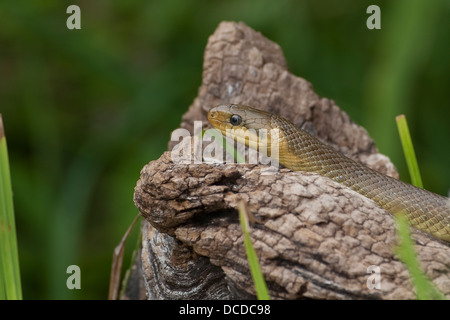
[207,104,450,242]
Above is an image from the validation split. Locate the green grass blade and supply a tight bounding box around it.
[0,114,23,300]
[395,214,444,300]
[0,269,5,299]
[118,223,142,300]
[395,115,423,188]
[109,213,141,300]
[238,201,270,300]
[202,129,245,164]
[395,114,443,299]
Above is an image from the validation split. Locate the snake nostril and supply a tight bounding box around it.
[209,111,216,118]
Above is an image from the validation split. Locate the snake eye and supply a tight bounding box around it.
[230,114,242,126]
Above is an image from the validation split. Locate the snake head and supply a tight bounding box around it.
[208,104,274,132]
[207,104,280,154]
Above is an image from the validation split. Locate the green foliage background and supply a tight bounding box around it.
[0,0,448,299]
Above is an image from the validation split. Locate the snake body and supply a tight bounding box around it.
[208,104,450,242]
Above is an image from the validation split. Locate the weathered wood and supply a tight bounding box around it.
[130,21,450,299]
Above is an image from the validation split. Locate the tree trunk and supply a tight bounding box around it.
[128,21,450,300]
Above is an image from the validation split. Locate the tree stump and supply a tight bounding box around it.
[129,21,450,300]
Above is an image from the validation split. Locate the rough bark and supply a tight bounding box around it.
[130,21,450,300]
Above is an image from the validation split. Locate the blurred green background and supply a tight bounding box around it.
[0,0,449,299]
